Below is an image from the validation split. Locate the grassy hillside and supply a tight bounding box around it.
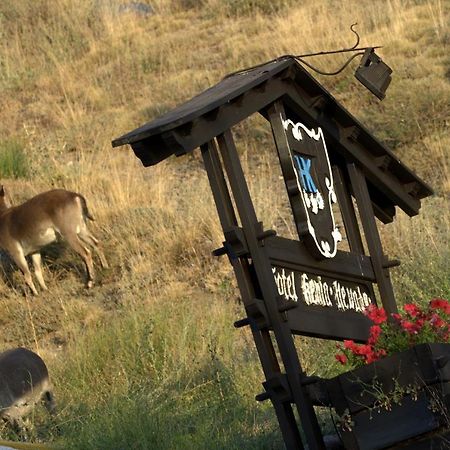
[0,0,448,447]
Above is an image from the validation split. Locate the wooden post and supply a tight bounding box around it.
[201,140,305,449]
[216,130,325,450]
[347,163,398,314]
[332,166,365,255]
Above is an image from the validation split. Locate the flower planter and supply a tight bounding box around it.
[326,343,450,449]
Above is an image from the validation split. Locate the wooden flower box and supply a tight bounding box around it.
[325,343,450,449]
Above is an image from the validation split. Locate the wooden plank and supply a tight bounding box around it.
[132,78,287,165]
[265,235,376,282]
[346,393,439,450]
[326,344,450,449]
[267,101,313,249]
[200,141,237,230]
[271,265,373,341]
[286,305,371,341]
[330,348,428,415]
[371,201,396,224]
[112,59,294,146]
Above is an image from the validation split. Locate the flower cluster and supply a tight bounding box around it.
[335,298,450,367]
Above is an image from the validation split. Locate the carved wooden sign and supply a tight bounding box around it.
[285,118,342,258]
[276,115,342,259]
[271,263,374,340]
[281,118,342,258]
[272,266,373,314]
[113,57,433,449]
[269,107,378,340]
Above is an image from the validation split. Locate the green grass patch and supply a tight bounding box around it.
[383,197,450,305]
[44,293,284,449]
[0,138,29,179]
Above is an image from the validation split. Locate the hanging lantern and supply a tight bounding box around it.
[355,48,393,100]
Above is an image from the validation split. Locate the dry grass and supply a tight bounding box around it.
[0,0,448,446]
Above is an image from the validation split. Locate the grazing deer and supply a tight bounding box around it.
[0,186,108,295]
[0,348,55,430]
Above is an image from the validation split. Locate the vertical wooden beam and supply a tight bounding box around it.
[216,130,325,450]
[332,166,365,255]
[347,163,398,314]
[201,141,237,230]
[201,141,304,448]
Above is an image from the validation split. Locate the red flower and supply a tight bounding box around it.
[365,351,378,364]
[430,298,450,314]
[365,305,387,324]
[344,340,357,351]
[401,320,419,334]
[414,318,425,332]
[444,328,450,341]
[334,298,449,367]
[368,325,382,345]
[355,344,372,356]
[335,353,348,365]
[404,303,420,317]
[430,314,445,329]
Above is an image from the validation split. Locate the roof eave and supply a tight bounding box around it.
[112,57,433,219]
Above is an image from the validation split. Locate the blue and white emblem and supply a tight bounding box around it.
[282,117,342,258]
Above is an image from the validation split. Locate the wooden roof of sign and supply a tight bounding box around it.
[112,56,432,222]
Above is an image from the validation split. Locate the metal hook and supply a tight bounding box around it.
[347,23,360,50]
[291,23,380,76]
[296,23,374,59]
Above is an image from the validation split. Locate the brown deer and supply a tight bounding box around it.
[0,348,55,430]
[0,186,108,295]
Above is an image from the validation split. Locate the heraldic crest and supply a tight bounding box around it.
[282,117,342,259]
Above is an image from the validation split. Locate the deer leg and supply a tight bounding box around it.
[78,230,108,269]
[31,253,48,291]
[63,232,95,288]
[43,390,56,416]
[9,247,38,295]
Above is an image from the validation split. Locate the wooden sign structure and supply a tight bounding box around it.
[113,56,433,449]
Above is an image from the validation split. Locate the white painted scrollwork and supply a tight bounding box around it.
[282,117,342,258]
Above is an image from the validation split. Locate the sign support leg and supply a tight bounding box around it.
[201,141,305,448]
[347,163,398,314]
[215,131,325,449]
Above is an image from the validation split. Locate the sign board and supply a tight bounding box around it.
[113,57,432,450]
[272,265,374,341]
[269,108,378,340]
[272,267,373,313]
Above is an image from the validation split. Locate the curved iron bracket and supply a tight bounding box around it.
[294,23,380,76]
[223,24,391,99]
